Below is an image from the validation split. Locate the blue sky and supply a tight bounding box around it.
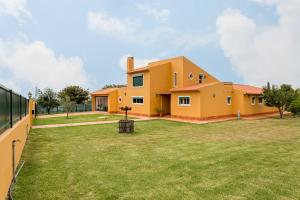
[0,0,299,97]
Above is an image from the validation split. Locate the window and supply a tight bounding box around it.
[118,97,122,103]
[173,72,177,87]
[227,96,232,105]
[199,74,205,84]
[189,73,194,80]
[132,74,143,87]
[258,96,263,104]
[132,96,144,104]
[178,96,190,106]
[251,96,256,105]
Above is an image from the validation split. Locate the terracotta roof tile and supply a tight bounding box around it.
[233,84,263,94]
[91,88,118,95]
[170,82,219,92]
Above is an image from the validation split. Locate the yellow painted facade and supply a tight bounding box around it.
[0,99,35,200]
[91,56,276,119]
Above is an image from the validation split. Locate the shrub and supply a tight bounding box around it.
[289,97,300,117]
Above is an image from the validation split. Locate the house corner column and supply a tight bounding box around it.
[91,96,96,111]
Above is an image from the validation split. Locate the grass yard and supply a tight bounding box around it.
[14,118,300,199]
[33,113,133,125]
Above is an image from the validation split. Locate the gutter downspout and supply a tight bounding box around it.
[8,139,25,200]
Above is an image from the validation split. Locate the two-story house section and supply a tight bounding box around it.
[91,56,276,120]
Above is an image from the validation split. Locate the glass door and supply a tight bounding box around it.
[95,96,108,111]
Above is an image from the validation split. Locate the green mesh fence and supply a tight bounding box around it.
[12,93,20,125]
[0,85,29,135]
[0,87,10,133]
[36,102,92,115]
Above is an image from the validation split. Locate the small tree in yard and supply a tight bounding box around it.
[289,89,300,117]
[60,96,76,119]
[58,86,89,104]
[289,98,300,117]
[37,88,59,114]
[263,82,297,118]
[296,89,300,97]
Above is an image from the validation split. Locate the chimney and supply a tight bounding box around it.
[127,57,134,72]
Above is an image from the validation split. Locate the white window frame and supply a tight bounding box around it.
[132,73,144,88]
[226,96,232,105]
[178,96,191,106]
[132,96,144,105]
[173,72,177,87]
[258,96,263,105]
[251,96,256,105]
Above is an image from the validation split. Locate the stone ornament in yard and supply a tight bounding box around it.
[119,106,134,133]
[120,106,131,120]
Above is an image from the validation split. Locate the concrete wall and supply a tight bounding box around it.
[126,71,151,116]
[91,90,119,113]
[91,96,96,111]
[171,91,201,119]
[108,90,119,113]
[117,87,127,110]
[199,83,233,119]
[240,94,277,116]
[170,82,276,120]
[232,89,245,115]
[149,63,172,116]
[0,99,35,200]
[182,57,219,86]
[149,56,184,88]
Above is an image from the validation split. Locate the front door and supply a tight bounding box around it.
[95,96,108,111]
[162,95,171,115]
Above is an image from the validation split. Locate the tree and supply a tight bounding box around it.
[37,88,59,114]
[58,86,89,104]
[60,96,76,119]
[102,84,126,89]
[296,88,300,96]
[263,82,296,118]
[289,97,300,117]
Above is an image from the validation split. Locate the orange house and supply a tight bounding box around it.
[91,56,276,120]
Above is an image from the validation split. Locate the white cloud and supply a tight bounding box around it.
[0,78,21,93]
[87,11,139,39]
[217,0,300,87]
[249,0,276,5]
[136,3,170,23]
[0,0,31,21]
[0,39,91,92]
[119,54,158,71]
[87,11,214,51]
[175,32,217,51]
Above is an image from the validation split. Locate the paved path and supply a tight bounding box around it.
[33,112,282,129]
[162,116,237,124]
[241,112,285,120]
[37,111,105,119]
[32,118,154,129]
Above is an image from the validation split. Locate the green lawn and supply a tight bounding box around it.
[14,118,300,199]
[33,114,133,125]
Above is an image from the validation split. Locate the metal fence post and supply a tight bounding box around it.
[10,90,13,128]
[25,98,27,117]
[19,95,22,120]
[35,103,37,119]
[1,85,29,135]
